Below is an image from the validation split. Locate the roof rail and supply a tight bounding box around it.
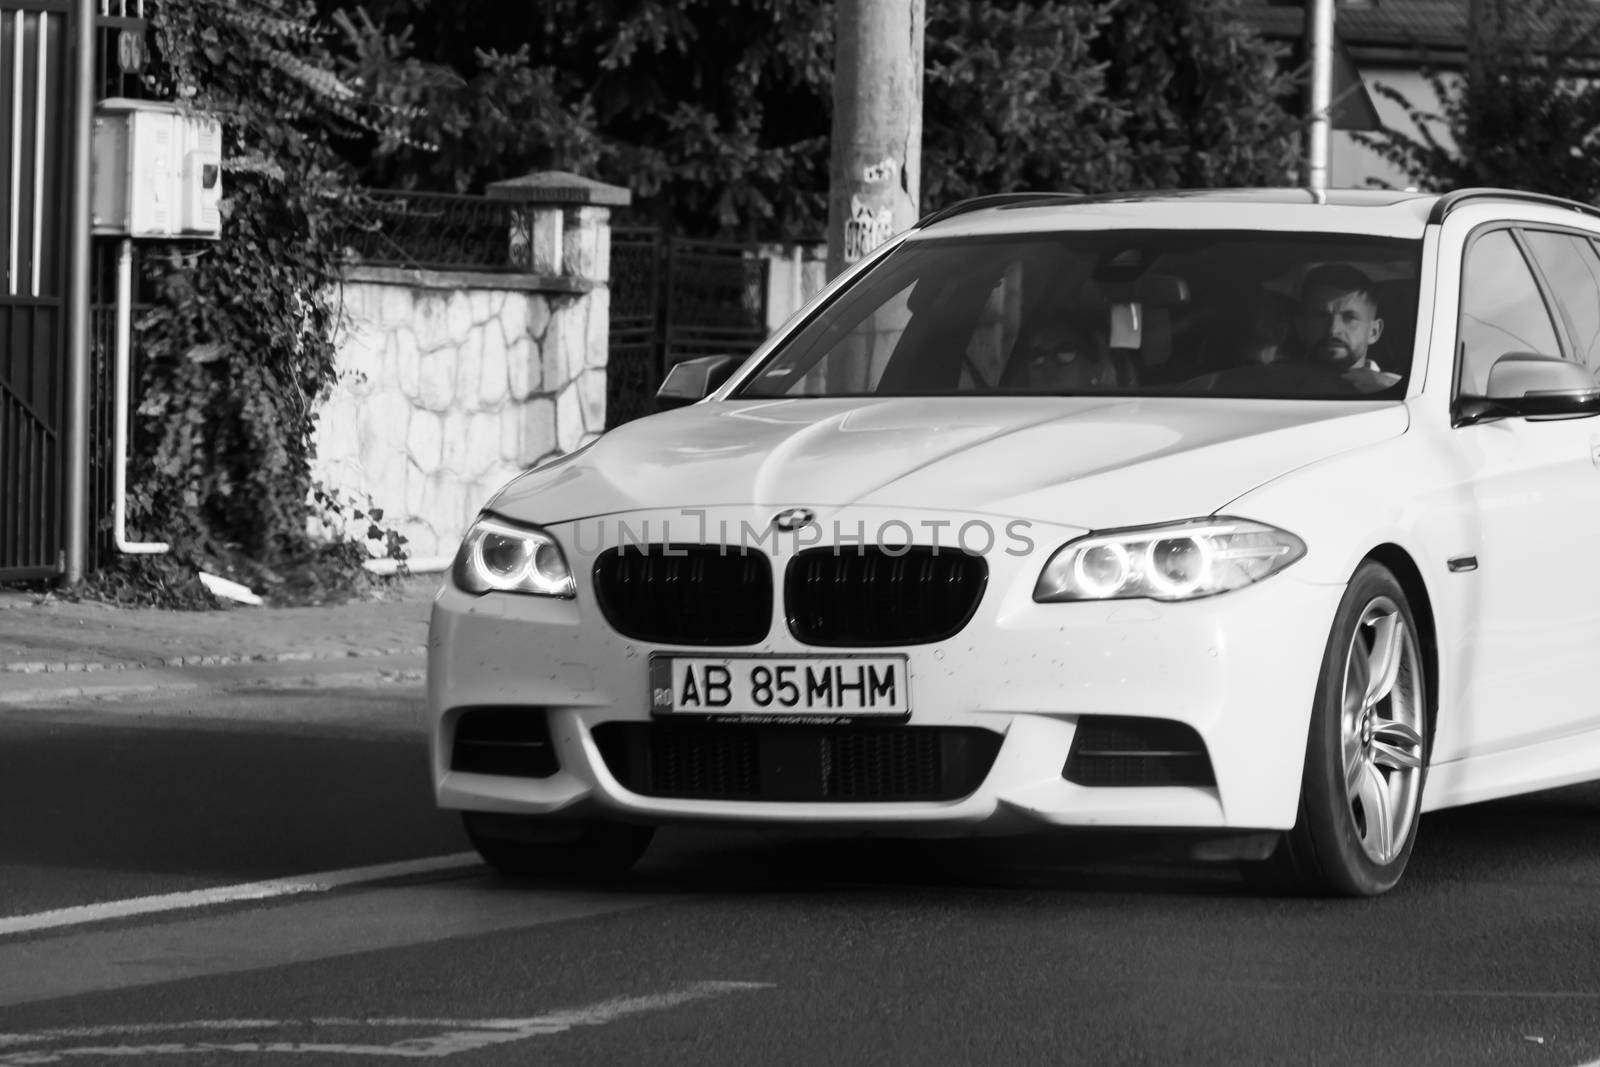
[915,192,1085,229]
[1428,187,1600,224]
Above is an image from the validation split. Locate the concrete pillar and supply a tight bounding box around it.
[486,170,632,437]
[486,170,632,283]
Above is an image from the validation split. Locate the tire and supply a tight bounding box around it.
[1247,561,1430,896]
[463,812,654,883]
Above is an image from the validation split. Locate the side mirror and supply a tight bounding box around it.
[1455,352,1600,425]
[656,355,741,410]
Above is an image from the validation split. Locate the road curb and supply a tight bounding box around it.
[0,654,427,707]
[0,646,428,677]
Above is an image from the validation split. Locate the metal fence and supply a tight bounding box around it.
[665,238,770,365]
[334,190,525,273]
[607,227,665,428]
[95,1,151,101]
[328,196,774,432]
[2,0,153,581]
[0,0,72,581]
[605,231,771,430]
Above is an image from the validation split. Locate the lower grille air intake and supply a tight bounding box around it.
[592,723,1002,802]
[451,707,559,778]
[1063,716,1216,788]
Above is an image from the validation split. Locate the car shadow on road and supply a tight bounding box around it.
[0,701,466,882]
[559,829,1248,899]
[602,781,1600,900]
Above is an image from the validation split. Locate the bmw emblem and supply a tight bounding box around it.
[772,507,815,532]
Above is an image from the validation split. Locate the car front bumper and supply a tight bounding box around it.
[426,506,1344,834]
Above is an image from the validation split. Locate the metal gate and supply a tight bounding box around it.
[607,229,770,429]
[606,227,663,428]
[0,0,71,580]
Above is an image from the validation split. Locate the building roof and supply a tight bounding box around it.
[1240,1,1465,54]
[1237,1,1600,63]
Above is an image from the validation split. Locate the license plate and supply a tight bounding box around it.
[649,655,910,719]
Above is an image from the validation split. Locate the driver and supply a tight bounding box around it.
[1298,264,1400,393]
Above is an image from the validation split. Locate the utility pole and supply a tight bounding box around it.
[826,0,924,281]
[1466,0,1489,88]
[1306,0,1335,191]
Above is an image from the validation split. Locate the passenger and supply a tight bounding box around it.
[1298,264,1400,393]
[1013,307,1120,392]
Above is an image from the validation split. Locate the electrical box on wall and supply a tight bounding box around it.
[92,98,223,239]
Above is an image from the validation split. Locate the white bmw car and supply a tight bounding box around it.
[427,188,1600,896]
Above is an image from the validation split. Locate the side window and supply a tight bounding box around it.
[1521,229,1600,382]
[1458,230,1562,395]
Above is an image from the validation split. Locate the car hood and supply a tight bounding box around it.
[490,397,1408,530]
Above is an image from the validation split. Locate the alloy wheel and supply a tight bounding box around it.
[1339,596,1425,866]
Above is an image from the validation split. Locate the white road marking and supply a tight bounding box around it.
[0,981,775,1062]
[0,881,662,1008]
[0,853,481,938]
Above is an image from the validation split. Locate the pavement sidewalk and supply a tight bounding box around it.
[0,574,439,706]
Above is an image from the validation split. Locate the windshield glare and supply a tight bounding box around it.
[735,231,1422,401]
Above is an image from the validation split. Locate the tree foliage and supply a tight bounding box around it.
[1093,0,1302,190]
[922,1,1121,205]
[1357,0,1600,200]
[321,0,1301,238]
[320,0,833,239]
[924,0,1299,204]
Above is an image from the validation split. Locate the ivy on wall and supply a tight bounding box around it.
[102,0,419,605]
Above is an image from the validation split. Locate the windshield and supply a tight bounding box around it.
[735,230,1423,401]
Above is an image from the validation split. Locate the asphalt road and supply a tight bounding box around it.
[1,687,1599,1066]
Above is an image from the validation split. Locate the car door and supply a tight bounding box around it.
[1447,225,1600,759]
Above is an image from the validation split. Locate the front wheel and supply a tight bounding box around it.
[1248,561,1430,896]
[463,813,655,884]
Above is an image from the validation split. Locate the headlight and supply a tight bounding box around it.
[1034,518,1305,603]
[452,516,575,598]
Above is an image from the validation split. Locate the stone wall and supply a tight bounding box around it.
[312,268,608,560]
[310,171,628,563]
